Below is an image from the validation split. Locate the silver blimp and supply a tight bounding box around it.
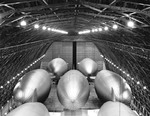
[77,58,98,76]
[97,101,138,116]
[7,102,49,116]
[94,70,132,105]
[57,70,90,110]
[13,69,51,103]
[47,58,68,77]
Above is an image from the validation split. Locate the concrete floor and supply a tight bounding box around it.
[44,82,103,112]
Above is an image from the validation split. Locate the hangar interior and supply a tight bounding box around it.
[1,0,150,116]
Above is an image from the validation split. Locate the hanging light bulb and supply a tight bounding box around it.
[112,24,118,30]
[123,71,126,74]
[95,29,98,32]
[0,86,3,89]
[4,112,7,115]
[20,20,27,26]
[143,86,147,90]
[98,28,102,31]
[127,20,135,28]
[104,26,109,31]
[42,26,47,30]
[47,28,51,31]
[137,81,140,84]
[91,29,95,32]
[100,55,104,57]
[9,106,12,110]
[34,24,39,29]
[126,74,130,77]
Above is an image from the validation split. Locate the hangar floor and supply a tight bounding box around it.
[44,81,103,112]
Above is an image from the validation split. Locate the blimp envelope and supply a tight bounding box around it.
[48,58,68,77]
[94,70,132,105]
[77,58,98,76]
[13,69,51,103]
[57,70,90,110]
[98,101,138,116]
[7,102,49,116]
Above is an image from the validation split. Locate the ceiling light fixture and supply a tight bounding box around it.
[143,86,147,89]
[42,26,47,30]
[52,29,68,34]
[127,20,135,28]
[98,28,102,31]
[47,28,51,31]
[34,24,39,29]
[104,26,109,31]
[20,20,27,26]
[78,30,91,34]
[95,29,98,32]
[91,29,95,32]
[112,24,118,30]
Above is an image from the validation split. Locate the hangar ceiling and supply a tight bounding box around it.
[1,0,150,115]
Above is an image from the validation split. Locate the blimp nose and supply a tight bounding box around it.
[57,70,90,110]
[66,81,80,101]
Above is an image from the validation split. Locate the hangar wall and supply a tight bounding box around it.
[41,42,104,71]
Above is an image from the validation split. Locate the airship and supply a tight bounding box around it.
[94,70,132,105]
[7,102,49,116]
[47,58,68,77]
[97,101,138,116]
[57,70,90,110]
[77,58,98,76]
[13,69,51,104]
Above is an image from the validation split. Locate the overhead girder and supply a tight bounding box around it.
[81,1,150,27]
[1,12,74,26]
[1,1,136,29]
[30,12,116,23]
[122,1,150,7]
[0,2,74,24]
[1,0,150,28]
[79,12,117,19]
[81,1,150,17]
[15,2,73,13]
[0,1,122,27]
[0,0,41,4]
[23,14,113,31]
[30,17,75,26]
[0,10,14,21]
